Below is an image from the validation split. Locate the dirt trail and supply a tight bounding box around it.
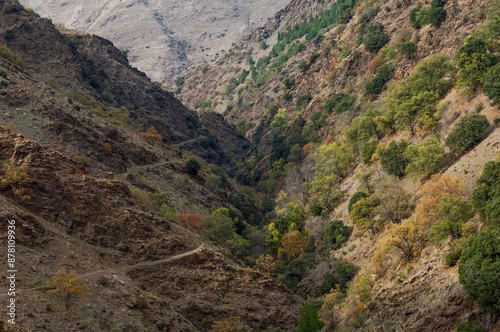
[0,242,205,297]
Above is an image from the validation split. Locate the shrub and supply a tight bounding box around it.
[186,158,200,175]
[282,230,307,260]
[445,114,490,154]
[283,259,307,291]
[494,118,500,127]
[410,1,446,29]
[399,41,417,59]
[310,202,323,216]
[282,78,295,89]
[0,44,25,69]
[298,304,325,332]
[363,24,389,53]
[323,220,349,250]
[336,261,355,287]
[4,30,14,40]
[283,93,293,101]
[366,63,395,94]
[2,4,20,14]
[71,154,90,166]
[298,60,310,73]
[427,194,474,242]
[458,229,500,313]
[296,93,312,110]
[360,139,378,164]
[319,272,338,294]
[456,37,497,91]
[443,239,466,267]
[456,321,487,332]
[210,316,252,332]
[323,93,356,114]
[348,192,369,213]
[309,52,320,63]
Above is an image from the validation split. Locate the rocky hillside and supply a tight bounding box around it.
[19,0,291,89]
[0,0,305,330]
[177,0,500,330]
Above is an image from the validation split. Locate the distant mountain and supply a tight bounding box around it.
[19,0,291,88]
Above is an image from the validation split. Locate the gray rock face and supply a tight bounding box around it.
[20,0,291,88]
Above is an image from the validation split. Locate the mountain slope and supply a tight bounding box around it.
[0,1,303,330]
[177,0,500,330]
[19,0,291,88]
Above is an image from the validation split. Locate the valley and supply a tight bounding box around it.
[1,0,500,331]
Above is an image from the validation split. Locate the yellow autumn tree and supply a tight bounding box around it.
[415,174,468,229]
[140,126,162,143]
[255,254,277,274]
[209,316,252,332]
[282,230,307,261]
[1,157,30,203]
[371,216,427,276]
[48,270,90,310]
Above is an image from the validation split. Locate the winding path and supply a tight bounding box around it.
[0,242,205,297]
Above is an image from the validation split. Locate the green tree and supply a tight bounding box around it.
[186,158,201,175]
[379,140,408,177]
[205,174,223,193]
[350,196,380,234]
[456,321,487,332]
[323,219,349,250]
[319,272,338,294]
[310,143,354,211]
[336,261,355,287]
[458,228,500,313]
[271,108,289,130]
[403,139,445,178]
[428,194,474,241]
[385,53,454,134]
[472,161,500,227]
[348,191,369,213]
[457,52,493,90]
[298,304,325,332]
[484,63,500,105]
[445,114,490,154]
[363,23,389,53]
[202,214,236,244]
[373,176,414,224]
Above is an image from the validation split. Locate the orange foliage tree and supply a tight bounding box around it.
[282,230,307,260]
[178,214,202,232]
[371,55,384,73]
